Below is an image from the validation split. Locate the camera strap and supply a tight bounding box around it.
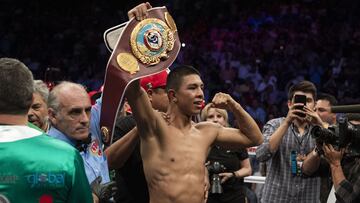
[290,124,311,177]
[291,123,311,154]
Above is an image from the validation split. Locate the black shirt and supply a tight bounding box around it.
[112,115,149,203]
[207,146,249,190]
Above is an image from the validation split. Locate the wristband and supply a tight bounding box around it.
[232,171,236,177]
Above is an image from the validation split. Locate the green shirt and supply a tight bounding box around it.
[27,122,44,132]
[0,125,93,203]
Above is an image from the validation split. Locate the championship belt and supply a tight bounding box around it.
[100,7,180,144]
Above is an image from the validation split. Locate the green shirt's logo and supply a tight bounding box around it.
[26,172,65,188]
[0,174,18,184]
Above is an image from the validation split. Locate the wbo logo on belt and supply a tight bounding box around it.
[116,12,177,74]
[100,7,180,145]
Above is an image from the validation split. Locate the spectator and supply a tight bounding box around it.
[1,1,360,120]
[245,99,266,125]
[27,80,50,132]
[0,57,92,202]
[201,103,253,203]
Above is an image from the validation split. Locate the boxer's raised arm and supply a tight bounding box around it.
[126,80,158,137]
[212,93,263,147]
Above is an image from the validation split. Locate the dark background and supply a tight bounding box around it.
[1,0,359,126]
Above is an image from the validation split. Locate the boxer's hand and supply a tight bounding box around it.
[128,2,152,21]
[211,92,235,110]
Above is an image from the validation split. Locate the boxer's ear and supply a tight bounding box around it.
[168,89,177,103]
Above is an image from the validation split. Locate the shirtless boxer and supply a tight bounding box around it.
[126,63,263,203]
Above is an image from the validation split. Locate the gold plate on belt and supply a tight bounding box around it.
[165,12,177,32]
[130,17,176,65]
[116,53,139,74]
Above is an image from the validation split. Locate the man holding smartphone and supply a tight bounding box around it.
[256,81,321,203]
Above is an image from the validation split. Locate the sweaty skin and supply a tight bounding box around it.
[126,74,262,203]
[125,4,261,203]
[141,123,211,203]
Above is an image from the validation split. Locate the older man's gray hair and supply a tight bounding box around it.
[34,80,49,104]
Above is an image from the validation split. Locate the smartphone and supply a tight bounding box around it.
[294,94,306,117]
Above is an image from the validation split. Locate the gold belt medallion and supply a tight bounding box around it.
[130,17,176,66]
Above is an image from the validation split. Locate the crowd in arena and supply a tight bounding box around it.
[1,0,359,128]
[0,1,359,202]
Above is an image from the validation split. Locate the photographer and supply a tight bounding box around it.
[302,93,338,203]
[304,113,360,203]
[322,144,360,203]
[323,115,360,203]
[201,103,252,203]
[315,93,338,127]
[256,81,321,203]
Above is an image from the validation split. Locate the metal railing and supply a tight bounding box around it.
[244,176,266,184]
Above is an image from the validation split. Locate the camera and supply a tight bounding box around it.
[206,161,226,194]
[310,116,360,156]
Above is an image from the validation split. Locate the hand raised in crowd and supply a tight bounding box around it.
[322,144,345,167]
[127,2,152,20]
[284,103,306,124]
[303,105,328,128]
